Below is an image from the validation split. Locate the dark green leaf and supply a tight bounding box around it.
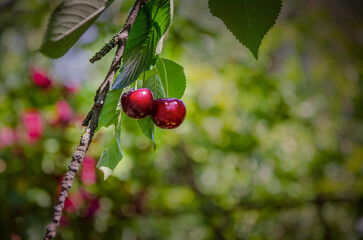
[97,113,123,180]
[112,35,158,89]
[112,0,172,89]
[40,0,114,58]
[208,0,282,59]
[143,74,165,99]
[155,58,186,99]
[97,89,123,131]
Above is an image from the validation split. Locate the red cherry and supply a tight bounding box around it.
[151,98,186,129]
[121,88,154,119]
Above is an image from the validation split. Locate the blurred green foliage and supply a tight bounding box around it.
[0,0,363,239]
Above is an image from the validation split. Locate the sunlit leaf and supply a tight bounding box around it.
[112,0,172,89]
[143,74,165,99]
[97,113,122,180]
[97,89,122,131]
[155,58,186,99]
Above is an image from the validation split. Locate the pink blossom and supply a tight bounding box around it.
[64,188,100,218]
[74,114,86,128]
[0,126,16,148]
[22,111,44,143]
[80,156,97,185]
[80,187,93,200]
[56,100,73,124]
[11,233,22,240]
[80,188,100,218]
[63,81,80,94]
[64,191,83,212]
[30,67,52,88]
[86,198,100,218]
[59,214,69,227]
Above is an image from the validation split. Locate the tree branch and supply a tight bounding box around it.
[44,1,148,239]
[89,35,118,63]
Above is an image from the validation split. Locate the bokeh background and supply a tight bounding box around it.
[1,0,363,239]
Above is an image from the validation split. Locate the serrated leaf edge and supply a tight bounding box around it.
[207,0,282,59]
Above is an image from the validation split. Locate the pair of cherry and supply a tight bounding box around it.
[121,88,186,129]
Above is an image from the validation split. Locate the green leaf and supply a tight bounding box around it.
[143,74,165,99]
[208,0,282,59]
[97,113,123,180]
[112,0,172,89]
[154,58,186,99]
[138,116,156,149]
[137,74,165,148]
[97,89,123,131]
[112,35,159,89]
[40,0,114,58]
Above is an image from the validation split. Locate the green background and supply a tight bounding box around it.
[0,0,363,239]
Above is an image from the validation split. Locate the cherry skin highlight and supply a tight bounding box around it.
[121,88,154,119]
[151,98,186,129]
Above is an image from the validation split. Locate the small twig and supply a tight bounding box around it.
[83,0,148,127]
[82,108,94,126]
[44,1,148,239]
[89,35,118,63]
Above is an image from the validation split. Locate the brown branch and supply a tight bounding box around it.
[89,35,118,63]
[83,0,149,127]
[44,1,148,239]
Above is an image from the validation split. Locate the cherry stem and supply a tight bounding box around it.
[160,58,168,98]
[135,79,138,90]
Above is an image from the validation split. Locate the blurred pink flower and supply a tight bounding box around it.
[30,67,52,88]
[56,100,73,124]
[59,214,69,227]
[74,114,86,128]
[80,188,100,218]
[80,187,93,200]
[64,188,101,218]
[80,156,97,185]
[10,233,21,240]
[0,126,16,148]
[86,198,100,218]
[63,81,80,94]
[22,111,44,143]
[64,191,83,213]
